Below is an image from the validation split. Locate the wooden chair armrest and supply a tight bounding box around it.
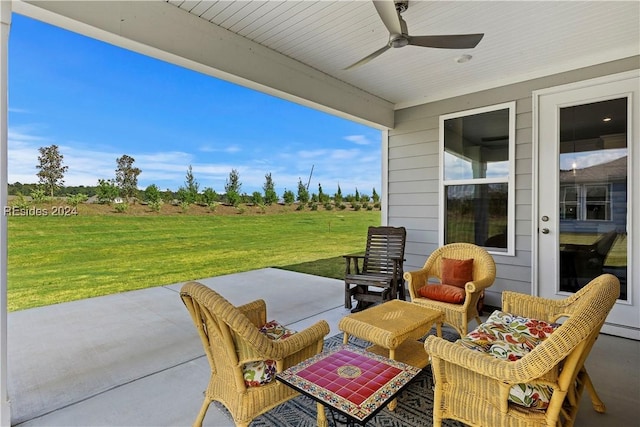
[344,254,365,275]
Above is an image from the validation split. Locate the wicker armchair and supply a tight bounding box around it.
[180,282,330,427]
[405,243,496,336]
[424,273,620,427]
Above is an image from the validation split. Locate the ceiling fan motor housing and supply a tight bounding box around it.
[394,1,409,14]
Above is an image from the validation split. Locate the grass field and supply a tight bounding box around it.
[8,209,380,311]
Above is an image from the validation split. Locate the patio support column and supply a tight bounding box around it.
[0,1,11,425]
[381,129,389,226]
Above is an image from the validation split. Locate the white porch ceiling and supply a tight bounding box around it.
[14,0,640,128]
[167,0,640,108]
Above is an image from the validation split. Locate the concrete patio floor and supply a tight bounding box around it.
[7,268,640,426]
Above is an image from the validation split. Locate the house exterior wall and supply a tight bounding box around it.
[388,56,640,308]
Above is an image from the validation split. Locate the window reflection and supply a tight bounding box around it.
[558,98,627,299]
[445,183,508,251]
[443,108,510,180]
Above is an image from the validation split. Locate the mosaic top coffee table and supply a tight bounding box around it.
[276,345,420,426]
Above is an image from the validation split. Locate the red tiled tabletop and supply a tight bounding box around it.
[276,345,421,423]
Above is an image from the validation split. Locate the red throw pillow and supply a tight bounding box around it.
[418,284,466,304]
[441,258,474,288]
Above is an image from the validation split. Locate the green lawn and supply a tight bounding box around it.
[8,210,380,311]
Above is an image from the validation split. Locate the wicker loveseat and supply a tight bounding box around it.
[180,282,330,427]
[424,273,619,427]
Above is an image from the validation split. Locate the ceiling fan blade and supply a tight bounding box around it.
[373,1,403,35]
[409,33,484,49]
[343,45,391,70]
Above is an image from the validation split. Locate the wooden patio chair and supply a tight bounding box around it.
[424,273,620,427]
[180,282,330,427]
[405,243,496,336]
[344,226,407,311]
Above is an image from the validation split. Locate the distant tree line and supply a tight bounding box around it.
[8,145,381,212]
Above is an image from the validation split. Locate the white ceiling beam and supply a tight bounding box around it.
[14,0,394,129]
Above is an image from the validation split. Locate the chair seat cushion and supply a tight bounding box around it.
[441,258,474,288]
[243,321,297,387]
[418,284,465,304]
[458,310,560,409]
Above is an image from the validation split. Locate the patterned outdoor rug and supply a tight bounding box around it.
[246,328,465,427]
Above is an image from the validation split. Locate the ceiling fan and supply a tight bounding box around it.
[345,0,484,70]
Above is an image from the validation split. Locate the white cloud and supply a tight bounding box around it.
[198,143,242,154]
[344,134,374,146]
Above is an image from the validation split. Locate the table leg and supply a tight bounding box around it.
[388,348,398,411]
[436,321,443,338]
[317,403,328,427]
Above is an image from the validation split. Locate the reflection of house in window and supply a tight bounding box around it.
[560,184,611,221]
[559,155,626,232]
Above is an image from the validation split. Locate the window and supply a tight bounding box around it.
[560,184,612,221]
[440,102,516,255]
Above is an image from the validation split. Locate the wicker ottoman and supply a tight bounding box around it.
[339,299,444,369]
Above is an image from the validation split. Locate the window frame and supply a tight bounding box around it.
[438,101,517,256]
[560,183,612,221]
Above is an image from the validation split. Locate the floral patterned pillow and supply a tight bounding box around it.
[243,321,297,387]
[458,310,560,409]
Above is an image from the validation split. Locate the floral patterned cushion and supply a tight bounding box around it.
[458,310,560,409]
[243,321,296,387]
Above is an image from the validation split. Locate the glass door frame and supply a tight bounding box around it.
[533,70,639,340]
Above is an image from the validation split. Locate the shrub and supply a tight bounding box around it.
[310,202,318,211]
[324,202,333,211]
[67,193,88,207]
[201,187,217,206]
[31,188,49,204]
[252,191,264,205]
[96,179,119,204]
[352,203,362,211]
[144,184,162,204]
[226,190,241,207]
[337,203,347,210]
[179,201,190,213]
[282,189,295,205]
[149,200,163,212]
[114,203,129,213]
[11,193,30,210]
[296,204,305,211]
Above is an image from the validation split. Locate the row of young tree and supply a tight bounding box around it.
[13,145,380,210]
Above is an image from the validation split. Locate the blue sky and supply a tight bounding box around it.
[8,14,382,196]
